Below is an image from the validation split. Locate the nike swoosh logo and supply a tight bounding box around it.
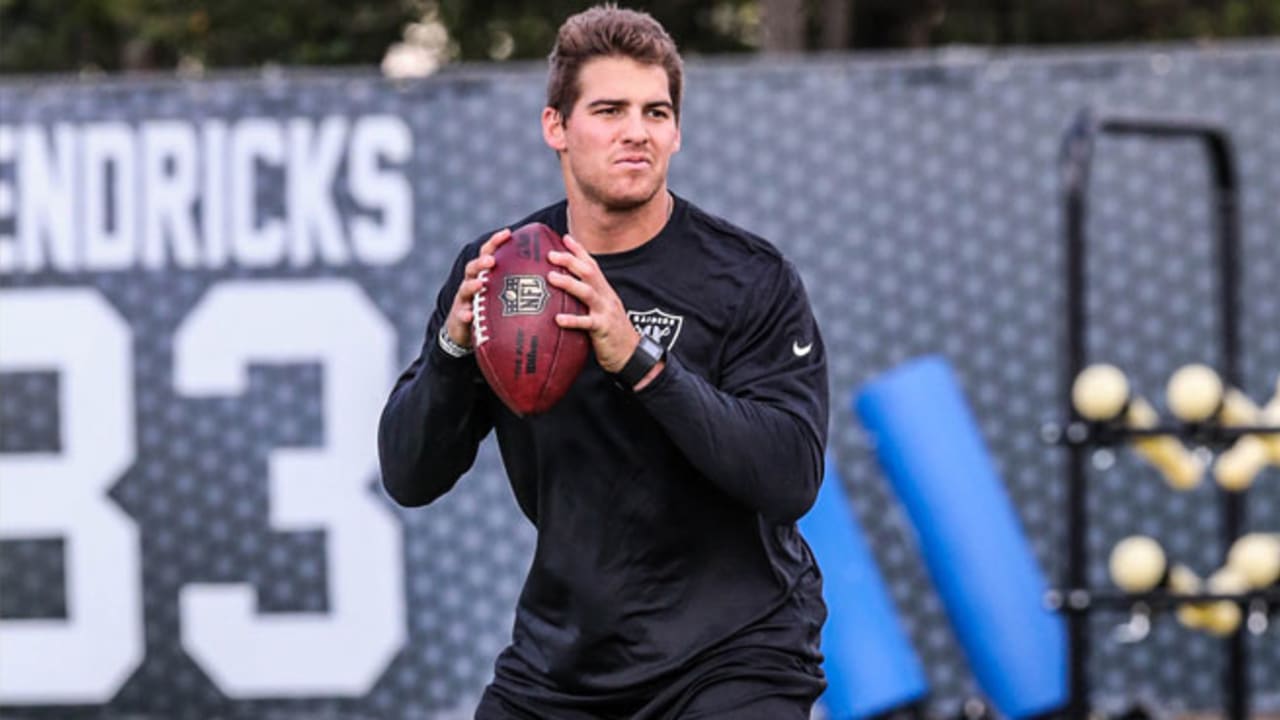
[792,341,813,357]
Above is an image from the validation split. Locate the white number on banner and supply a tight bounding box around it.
[0,289,142,704]
[173,279,405,697]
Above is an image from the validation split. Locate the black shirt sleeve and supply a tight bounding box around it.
[634,258,828,524]
[377,242,495,507]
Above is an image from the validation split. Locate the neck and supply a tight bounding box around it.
[565,188,673,255]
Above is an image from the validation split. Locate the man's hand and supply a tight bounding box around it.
[547,234,642,374]
[445,228,511,348]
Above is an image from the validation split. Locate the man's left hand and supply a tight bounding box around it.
[547,234,640,374]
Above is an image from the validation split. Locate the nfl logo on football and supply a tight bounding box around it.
[502,276,550,316]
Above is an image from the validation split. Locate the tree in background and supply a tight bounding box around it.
[0,0,760,73]
[767,0,1280,51]
[0,0,419,73]
[0,0,1276,74]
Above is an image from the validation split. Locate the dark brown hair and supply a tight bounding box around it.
[546,5,684,122]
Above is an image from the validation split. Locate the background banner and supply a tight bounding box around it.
[1,44,1278,716]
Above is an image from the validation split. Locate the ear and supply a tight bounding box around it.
[672,122,682,155]
[542,107,567,152]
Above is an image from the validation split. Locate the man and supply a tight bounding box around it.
[378,6,829,718]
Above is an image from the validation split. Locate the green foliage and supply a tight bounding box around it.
[0,0,1276,74]
[433,1,758,62]
[0,0,418,73]
[930,0,1280,46]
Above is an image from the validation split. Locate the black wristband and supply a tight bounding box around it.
[614,335,666,390]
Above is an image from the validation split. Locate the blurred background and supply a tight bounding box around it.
[1,2,1278,719]
[3,0,1280,73]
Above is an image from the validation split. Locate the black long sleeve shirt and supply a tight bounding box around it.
[379,195,829,714]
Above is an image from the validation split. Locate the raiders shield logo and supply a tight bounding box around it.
[501,275,549,316]
[627,308,684,351]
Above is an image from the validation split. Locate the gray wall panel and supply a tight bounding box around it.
[1,44,1277,716]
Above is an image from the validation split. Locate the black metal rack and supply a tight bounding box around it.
[1049,109,1276,720]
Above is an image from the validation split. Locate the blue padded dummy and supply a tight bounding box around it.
[854,356,1065,719]
[799,460,928,719]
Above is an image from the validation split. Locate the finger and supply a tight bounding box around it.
[455,277,486,302]
[562,234,598,268]
[562,233,590,259]
[548,250,596,282]
[556,313,593,330]
[463,254,496,280]
[479,227,512,256]
[457,307,473,324]
[548,270,595,305]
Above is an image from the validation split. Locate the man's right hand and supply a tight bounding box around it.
[444,228,511,349]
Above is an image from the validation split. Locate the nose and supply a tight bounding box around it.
[620,108,648,145]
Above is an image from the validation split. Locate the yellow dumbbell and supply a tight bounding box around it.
[1259,381,1280,461]
[1169,566,1212,630]
[1073,364,1131,422]
[1109,535,1169,593]
[1227,533,1280,589]
[1107,536,1211,632]
[1167,364,1225,423]
[1215,435,1270,491]
[1213,373,1280,491]
[1166,363,1260,425]
[1167,364,1280,491]
[1128,400,1204,490]
[1072,364,1204,490]
[1199,567,1249,637]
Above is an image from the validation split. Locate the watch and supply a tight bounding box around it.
[614,335,666,389]
[437,325,474,358]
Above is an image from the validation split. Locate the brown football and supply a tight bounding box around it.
[472,222,590,416]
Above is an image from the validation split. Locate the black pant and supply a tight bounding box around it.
[475,674,820,720]
[478,579,826,720]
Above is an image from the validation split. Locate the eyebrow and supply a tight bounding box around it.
[586,99,675,112]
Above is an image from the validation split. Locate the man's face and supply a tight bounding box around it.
[544,55,681,212]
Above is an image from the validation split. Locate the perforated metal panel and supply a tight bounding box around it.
[1,44,1278,717]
